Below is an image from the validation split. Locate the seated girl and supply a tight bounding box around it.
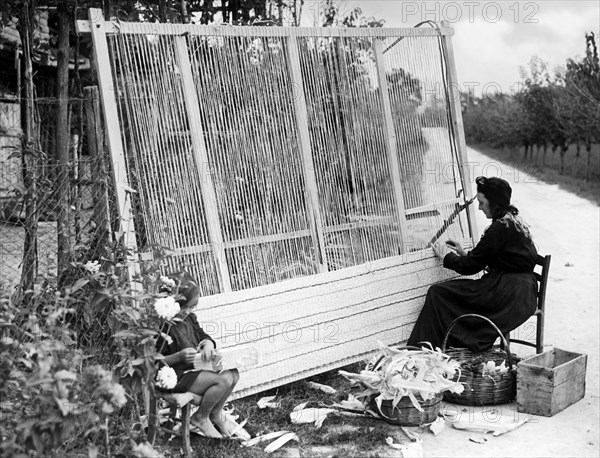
[156,271,247,439]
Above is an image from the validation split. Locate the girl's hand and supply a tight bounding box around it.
[445,239,467,256]
[178,348,198,365]
[198,340,216,362]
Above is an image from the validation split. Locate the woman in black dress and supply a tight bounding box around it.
[407,176,538,352]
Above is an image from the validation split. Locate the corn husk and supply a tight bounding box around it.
[242,430,288,447]
[339,341,464,412]
[289,407,335,428]
[307,381,337,394]
[453,416,531,436]
[264,432,299,453]
[257,395,281,409]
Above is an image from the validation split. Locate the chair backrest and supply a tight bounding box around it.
[534,254,551,312]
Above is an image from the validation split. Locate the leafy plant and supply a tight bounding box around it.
[0,234,184,457]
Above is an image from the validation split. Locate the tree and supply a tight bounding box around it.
[517,57,560,167]
[563,32,600,180]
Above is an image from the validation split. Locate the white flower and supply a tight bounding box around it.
[482,360,508,376]
[160,276,176,288]
[156,366,177,390]
[154,296,180,320]
[84,260,101,274]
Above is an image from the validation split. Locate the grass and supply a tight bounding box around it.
[153,361,420,457]
[470,142,600,206]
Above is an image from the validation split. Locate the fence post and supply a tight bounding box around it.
[56,1,72,280]
[373,39,409,254]
[84,86,113,249]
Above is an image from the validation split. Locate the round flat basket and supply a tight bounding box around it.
[441,314,518,406]
[370,393,443,426]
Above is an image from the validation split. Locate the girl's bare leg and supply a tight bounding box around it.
[208,370,240,436]
[187,371,231,438]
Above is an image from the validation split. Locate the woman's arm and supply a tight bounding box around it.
[443,221,507,275]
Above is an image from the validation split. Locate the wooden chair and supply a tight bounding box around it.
[504,254,551,354]
[147,390,203,457]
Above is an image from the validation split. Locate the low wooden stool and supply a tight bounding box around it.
[147,390,203,457]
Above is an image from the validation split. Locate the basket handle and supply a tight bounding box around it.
[441,314,513,370]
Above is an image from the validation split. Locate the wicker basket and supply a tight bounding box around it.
[442,314,518,406]
[370,393,443,426]
[366,345,444,426]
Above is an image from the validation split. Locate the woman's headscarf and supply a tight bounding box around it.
[475,176,512,210]
[475,176,532,240]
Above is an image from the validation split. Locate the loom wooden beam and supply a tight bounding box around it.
[373,39,409,254]
[83,8,141,292]
[173,35,233,292]
[76,20,454,38]
[286,37,328,273]
[439,20,479,242]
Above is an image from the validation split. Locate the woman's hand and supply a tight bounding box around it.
[432,242,449,259]
[198,340,216,362]
[445,239,467,256]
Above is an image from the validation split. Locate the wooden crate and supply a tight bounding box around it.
[517,348,587,417]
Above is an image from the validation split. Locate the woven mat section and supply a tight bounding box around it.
[194,250,459,399]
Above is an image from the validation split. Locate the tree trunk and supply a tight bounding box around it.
[541,143,548,170]
[230,0,240,23]
[159,0,168,22]
[277,0,283,25]
[104,0,115,19]
[559,144,568,174]
[297,0,305,26]
[291,0,297,25]
[74,16,84,245]
[572,141,581,177]
[84,86,113,249]
[222,0,229,23]
[56,1,72,283]
[180,0,189,23]
[18,0,39,310]
[585,139,592,182]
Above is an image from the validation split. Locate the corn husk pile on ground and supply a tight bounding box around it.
[339,342,464,413]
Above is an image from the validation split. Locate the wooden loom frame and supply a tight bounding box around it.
[78,10,478,398]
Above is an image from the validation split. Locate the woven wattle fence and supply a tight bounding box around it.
[78,11,477,398]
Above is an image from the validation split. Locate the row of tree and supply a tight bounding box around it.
[463,32,599,181]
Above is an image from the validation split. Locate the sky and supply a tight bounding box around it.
[302,1,600,97]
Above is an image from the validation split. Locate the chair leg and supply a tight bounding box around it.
[147,395,158,445]
[181,404,192,457]
[536,313,544,354]
[165,405,178,433]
